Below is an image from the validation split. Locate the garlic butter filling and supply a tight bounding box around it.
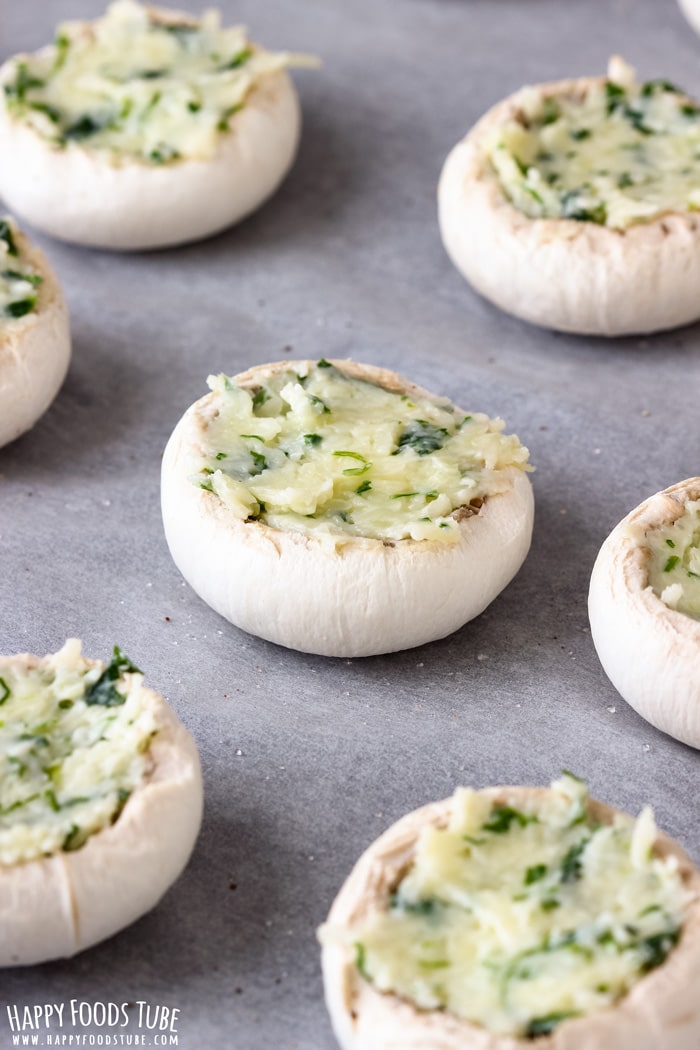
[647,499,700,619]
[196,361,531,544]
[0,218,42,322]
[1,0,313,164]
[0,640,158,866]
[488,62,700,230]
[341,774,688,1039]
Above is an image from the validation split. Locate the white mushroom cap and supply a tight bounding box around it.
[0,224,70,449]
[321,787,700,1050]
[0,10,301,251]
[588,478,700,749]
[0,650,203,966]
[160,360,534,658]
[438,71,700,336]
[678,0,700,36]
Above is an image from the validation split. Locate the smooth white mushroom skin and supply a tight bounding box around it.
[160,360,534,658]
[320,782,700,1050]
[589,478,700,749]
[438,59,700,335]
[679,0,700,36]
[0,3,305,250]
[0,642,203,966]
[0,220,70,449]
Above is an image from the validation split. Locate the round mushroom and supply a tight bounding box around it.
[588,477,700,749]
[0,217,70,449]
[320,775,700,1049]
[438,57,700,335]
[160,359,534,658]
[0,1,313,250]
[0,640,203,966]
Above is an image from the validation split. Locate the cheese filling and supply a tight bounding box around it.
[487,60,700,230]
[195,361,531,545]
[0,640,158,866]
[0,218,42,323]
[342,775,688,1038]
[1,0,313,164]
[647,498,700,620]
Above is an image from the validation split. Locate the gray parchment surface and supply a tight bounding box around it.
[1,1,699,1048]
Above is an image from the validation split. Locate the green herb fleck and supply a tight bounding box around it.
[664,555,680,572]
[605,80,626,114]
[638,928,680,972]
[642,79,680,96]
[354,942,372,982]
[252,388,269,410]
[309,394,331,414]
[149,143,180,164]
[5,63,45,104]
[28,101,61,122]
[617,172,634,189]
[223,47,253,70]
[560,839,588,883]
[84,646,141,708]
[525,864,547,885]
[5,299,36,319]
[215,451,228,460]
[332,450,367,463]
[541,97,561,125]
[561,768,586,783]
[482,805,536,834]
[317,358,332,367]
[250,450,267,474]
[304,433,322,447]
[541,898,561,912]
[45,788,61,813]
[356,479,372,495]
[2,269,42,286]
[0,220,18,257]
[63,114,106,140]
[63,824,88,852]
[390,895,438,916]
[395,420,448,456]
[560,190,606,225]
[217,104,242,131]
[570,128,591,141]
[0,677,9,704]
[53,33,71,72]
[525,1012,578,1038]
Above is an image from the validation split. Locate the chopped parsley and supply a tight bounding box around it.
[394,420,449,456]
[525,1012,579,1038]
[482,805,537,834]
[560,839,588,883]
[84,646,140,708]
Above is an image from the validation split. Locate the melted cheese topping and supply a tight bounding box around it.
[343,775,687,1038]
[1,0,313,164]
[196,362,531,545]
[0,640,158,866]
[647,498,700,620]
[487,60,700,230]
[0,218,42,323]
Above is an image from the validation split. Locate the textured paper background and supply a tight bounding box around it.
[1,0,699,1047]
